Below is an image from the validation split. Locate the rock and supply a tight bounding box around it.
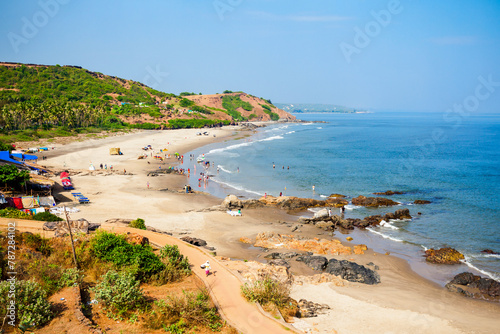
[297,299,330,318]
[264,252,299,260]
[315,221,334,231]
[297,217,311,224]
[352,195,399,207]
[242,199,265,209]
[268,259,291,269]
[373,190,404,196]
[329,193,346,198]
[384,209,412,221]
[325,259,381,285]
[346,237,353,241]
[104,218,133,225]
[313,209,329,220]
[296,255,328,271]
[424,248,465,264]
[294,273,345,286]
[180,236,207,247]
[353,244,368,255]
[445,272,500,301]
[221,195,243,210]
[414,200,431,204]
[291,224,302,232]
[258,195,338,211]
[481,249,499,255]
[125,233,149,246]
[254,232,354,255]
[325,197,349,207]
[239,237,252,244]
[45,219,92,237]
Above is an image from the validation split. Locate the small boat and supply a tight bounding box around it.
[196,155,205,163]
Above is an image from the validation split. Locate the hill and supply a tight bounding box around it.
[0,62,295,142]
[275,102,367,113]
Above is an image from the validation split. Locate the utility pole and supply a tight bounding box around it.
[63,206,79,269]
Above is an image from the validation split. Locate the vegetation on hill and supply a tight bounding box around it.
[0,63,291,146]
[221,95,253,121]
[0,230,230,332]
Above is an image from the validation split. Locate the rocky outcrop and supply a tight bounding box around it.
[297,299,330,318]
[296,255,328,271]
[481,249,499,255]
[322,208,412,230]
[221,195,243,210]
[43,219,99,237]
[253,232,359,255]
[424,248,465,264]
[352,195,399,207]
[264,252,300,260]
[373,190,404,196]
[325,259,381,285]
[414,200,431,204]
[125,233,149,246]
[180,236,207,247]
[445,272,500,301]
[328,193,346,198]
[294,273,345,286]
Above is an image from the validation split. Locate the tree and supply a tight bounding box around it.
[0,164,30,190]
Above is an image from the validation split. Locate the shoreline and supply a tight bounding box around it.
[28,126,500,333]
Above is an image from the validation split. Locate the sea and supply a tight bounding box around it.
[180,111,500,285]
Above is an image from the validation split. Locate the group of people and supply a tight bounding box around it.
[99,163,113,170]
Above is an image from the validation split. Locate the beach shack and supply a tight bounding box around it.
[109,147,122,155]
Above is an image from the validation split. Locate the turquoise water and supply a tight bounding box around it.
[181,112,500,282]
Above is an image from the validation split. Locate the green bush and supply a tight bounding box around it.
[179,98,195,108]
[129,218,146,230]
[152,245,191,284]
[58,268,83,288]
[92,270,145,316]
[22,233,52,256]
[0,279,53,328]
[32,211,63,222]
[0,207,31,219]
[221,95,252,121]
[91,231,165,281]
[241,276,291,307]
[147,290,222,331]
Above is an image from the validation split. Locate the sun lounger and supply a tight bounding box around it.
[226,210,241,216]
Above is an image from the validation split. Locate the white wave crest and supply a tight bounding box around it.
[210,178,264,197]
[217,165,234,174]
[379,220,399,230]
[260,135,284,142]
[344,204,361,210]
[286,131,296,134]
[367,228,404,243]
[461,257,500,281]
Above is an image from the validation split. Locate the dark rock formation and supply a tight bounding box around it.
[352,195,399,207]
[325,259,381,285]
[373,190,405,196]
[296,255,328,271]
[328,193,347,198]
[481,249,499,255]
[297,299,331,318]
[264,252,299,260]
[445,272,500,301]
[180,236,207,247]
[424,247,465,264]
[414,200,431,204]
[332,209,412,230]
[268,259,291,269]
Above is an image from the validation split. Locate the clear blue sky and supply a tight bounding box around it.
[1,0,499,112]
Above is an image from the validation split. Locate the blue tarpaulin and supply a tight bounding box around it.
[11,153,38,160]
[0,151,23,165]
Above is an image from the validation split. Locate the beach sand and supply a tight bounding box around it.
[33,127,500,334]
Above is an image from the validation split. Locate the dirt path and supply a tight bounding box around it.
[0,218,298,334]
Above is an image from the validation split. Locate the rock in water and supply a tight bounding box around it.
[351,195,398,207]
[373,190,404,195]
[325,259,381,285]
[445,272,500,301]
[414,200,431,204]
[424,247,465,264]
[481,249,499,255]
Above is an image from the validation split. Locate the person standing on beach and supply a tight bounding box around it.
[147,181,150,189]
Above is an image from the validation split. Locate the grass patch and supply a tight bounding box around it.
[221,95,252,121]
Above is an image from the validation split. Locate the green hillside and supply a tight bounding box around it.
[0,63,235,144]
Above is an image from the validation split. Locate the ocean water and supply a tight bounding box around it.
[180,112,500,282]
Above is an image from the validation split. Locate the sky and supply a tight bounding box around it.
[1,0,500,112]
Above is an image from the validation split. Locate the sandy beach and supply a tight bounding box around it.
[29,127,500,334]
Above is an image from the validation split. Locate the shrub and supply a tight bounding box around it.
[0,207,31,219]
[146,289,222,331]
[152,245,191,284]
[0,279,53,328]
[32,211,63,222]
[129,218,146,230]
[92,270,145,316]
[21,233,52,256]
[58,268,83,288]
[91,231,165,281]
[241,276,291,307]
